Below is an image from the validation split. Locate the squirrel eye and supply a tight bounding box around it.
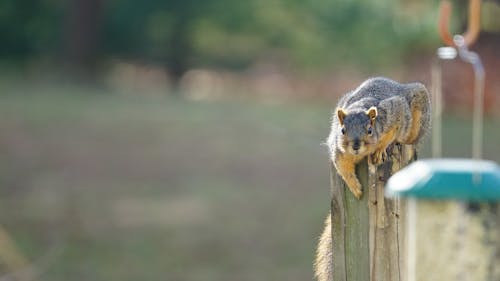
[367,127,373,135]
[341,128,346,135]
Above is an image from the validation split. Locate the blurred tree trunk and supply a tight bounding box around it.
[64,0,102,81]
[167,16,191,96]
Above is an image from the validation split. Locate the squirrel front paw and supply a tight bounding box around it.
[347,181,363,199]
[370,149,387,166]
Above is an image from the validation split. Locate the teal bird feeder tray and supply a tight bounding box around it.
[385,159,500,201]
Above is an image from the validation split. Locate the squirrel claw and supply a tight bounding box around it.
[371,149,387,166]
[352,189,362,199]
[348,182,363,199]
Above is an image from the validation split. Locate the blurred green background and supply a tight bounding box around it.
[0,0,499,280]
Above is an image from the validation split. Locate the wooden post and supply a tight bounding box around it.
[330,144,414,281]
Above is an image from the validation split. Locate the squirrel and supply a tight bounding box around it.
[314,77,431,281]
[327,77,430,199]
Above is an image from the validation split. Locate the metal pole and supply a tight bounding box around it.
[453,35,485,161]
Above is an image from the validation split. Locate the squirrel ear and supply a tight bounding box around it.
[337,108,347,125]
[366,107,377,121]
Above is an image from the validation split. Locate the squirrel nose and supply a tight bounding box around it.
[353,140,360,151]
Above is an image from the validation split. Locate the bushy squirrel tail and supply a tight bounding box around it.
[314,214,332,281]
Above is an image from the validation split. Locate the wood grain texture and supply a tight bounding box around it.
[330,144,413,281]
[330,160,347,281]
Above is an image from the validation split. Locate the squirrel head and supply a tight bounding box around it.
[336,107,378,155]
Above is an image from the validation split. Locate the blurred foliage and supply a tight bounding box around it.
[0,0,63,60]
[0,0,440,73]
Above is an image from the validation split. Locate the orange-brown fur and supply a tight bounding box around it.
[405,110,422,144]
[335,152,364,199]
[314,214,332,281]
[316,78,430,281]
[371,126,398,165]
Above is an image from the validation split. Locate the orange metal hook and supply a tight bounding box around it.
[438,0,482,47]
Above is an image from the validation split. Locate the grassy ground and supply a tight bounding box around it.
[0,85,499,280]
[0,87,333,281]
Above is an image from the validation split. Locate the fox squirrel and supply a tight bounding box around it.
[315,77,431,281]
[327,77,430,199]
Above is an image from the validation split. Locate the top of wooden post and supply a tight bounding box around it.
[330,143,414,281]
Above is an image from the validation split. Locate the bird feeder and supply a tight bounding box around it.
[386,159,500,281]
[385,1,500,280]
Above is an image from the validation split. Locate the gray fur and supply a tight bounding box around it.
[316,77,431,281]
[327,77,431,156]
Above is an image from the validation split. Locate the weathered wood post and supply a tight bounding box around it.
[330,144,414,281]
